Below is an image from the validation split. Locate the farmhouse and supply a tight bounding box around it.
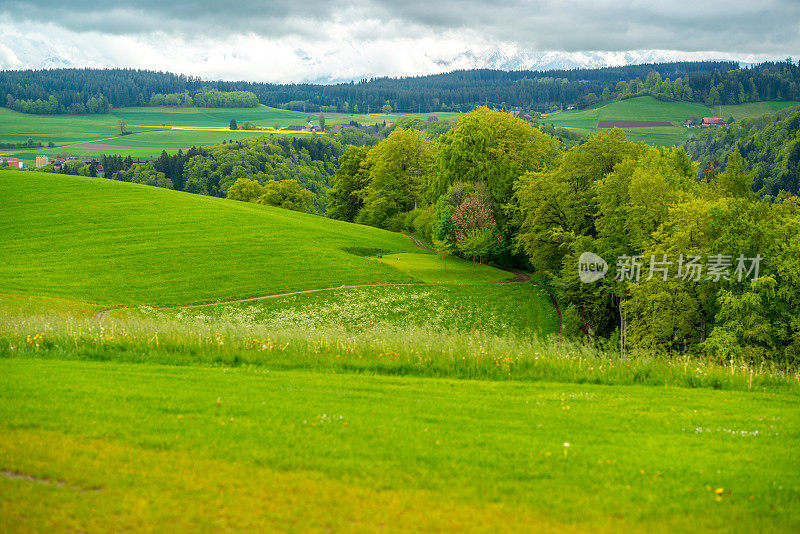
[702,117,725,126]
[1,157,24,168]
[507,110,534,121]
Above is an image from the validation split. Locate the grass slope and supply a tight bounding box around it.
[0,171,434,306]
[1,358,798,532]
[544,97,800,146]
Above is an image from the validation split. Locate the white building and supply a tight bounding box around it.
[36,155,49,168]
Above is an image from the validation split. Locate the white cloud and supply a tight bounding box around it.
[0,0,795,83]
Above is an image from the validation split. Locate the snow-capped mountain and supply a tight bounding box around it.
[441,46,742,73]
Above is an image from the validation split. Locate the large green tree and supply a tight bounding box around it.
[327,146,371,222]
[429,107,559,205]
[356,128,435,229]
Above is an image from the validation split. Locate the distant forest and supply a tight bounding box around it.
[1,60,799,115]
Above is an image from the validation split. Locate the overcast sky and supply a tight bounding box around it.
[0,0,797,83]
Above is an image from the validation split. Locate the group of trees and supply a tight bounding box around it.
[148,91,195,107]
[327,108,800,364]
[685,105,800,196]
[249,61,750,113]
[98,137,342,213]
[6,93,111,114]
[179,137,340,212]
[515,131,799,364]
[4,60,798,115]
[101,150,192,190]
[226,177,316,211]
[328,108,559,263]
[37,158,100,177]
[0,138,46,149]
[0,68,201,114]
[149,89,259,108]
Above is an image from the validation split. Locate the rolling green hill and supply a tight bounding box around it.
[544,96,800,146]
[0,170,516,307]
[0,171,415,306]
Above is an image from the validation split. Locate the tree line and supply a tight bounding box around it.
[3,60,798,115]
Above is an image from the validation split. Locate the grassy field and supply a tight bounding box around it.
[2,171,799,531]
[0,171,521,308]
[72,129,292,147]
[544,97,800,146]
[5,131,298,165]
[1,358,798,532]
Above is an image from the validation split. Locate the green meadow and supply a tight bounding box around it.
[0,105,319,163]
[1,358,798,533]
[543,96,800,146]
[150,283,556,337]
[2,171,799,532]
[323,110,461,126]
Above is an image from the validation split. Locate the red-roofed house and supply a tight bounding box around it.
[0,157,23,169]
[702,117,725,126]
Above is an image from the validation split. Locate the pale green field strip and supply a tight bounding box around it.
[0,358,798,532]
[378,253,514,284]
[98,254,518,320]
